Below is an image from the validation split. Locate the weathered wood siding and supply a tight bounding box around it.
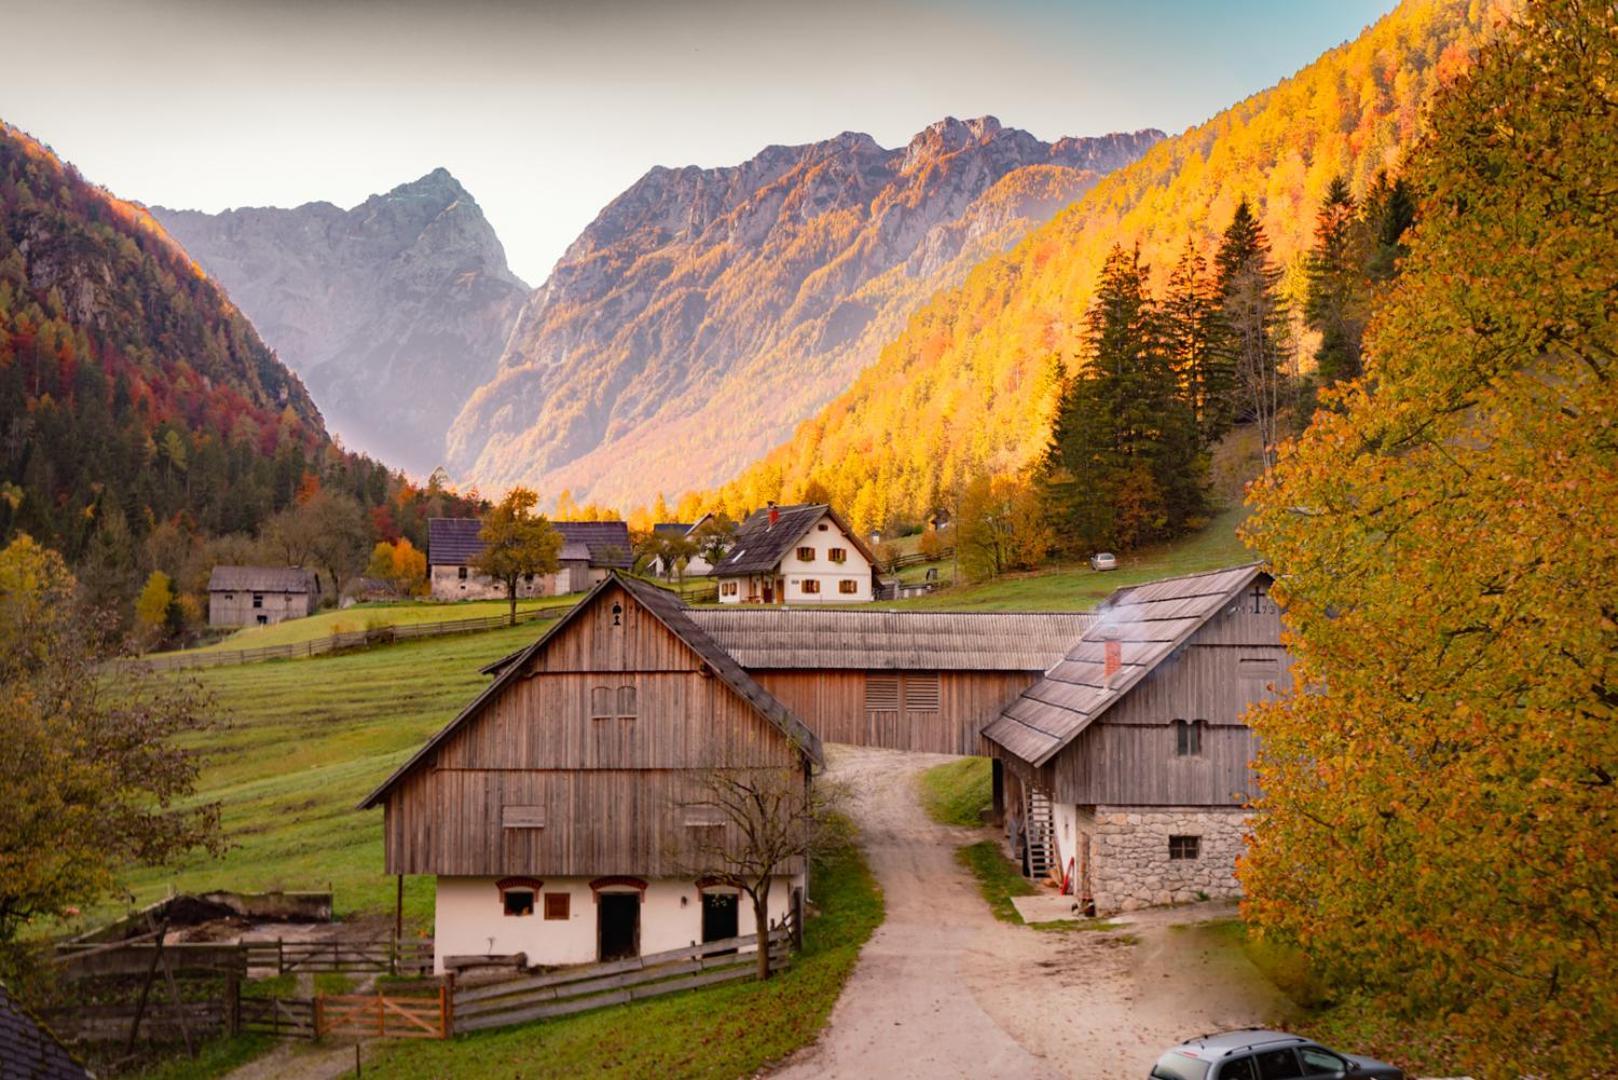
[384,583,803,877]
[1041,601,1292,806]
[750,670,1037,756]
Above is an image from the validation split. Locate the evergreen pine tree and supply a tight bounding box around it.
[1304,176,1370,387]
[1214,197,1292,469]
[1162,238,1231,444]
[1361,171,1416,282]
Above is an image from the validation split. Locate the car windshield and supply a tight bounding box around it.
[1152,1051,1211,1080]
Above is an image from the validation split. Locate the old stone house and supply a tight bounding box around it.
[981,565,1290,914]
[207,566,319,627]
[427,518,633,602]
[709,504,876,605]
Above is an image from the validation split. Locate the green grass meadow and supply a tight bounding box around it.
[186,595,576,654]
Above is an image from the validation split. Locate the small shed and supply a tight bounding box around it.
[207,566,319,628]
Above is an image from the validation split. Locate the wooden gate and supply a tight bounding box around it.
[314,988,449,1040]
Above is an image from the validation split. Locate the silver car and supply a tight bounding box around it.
[1089,552,1118,571]
[1150,1029,1404,1080]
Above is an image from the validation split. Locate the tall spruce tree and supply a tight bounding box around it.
[1162,238,1231,444]
[1215,198,1292,470]
[1303,176,1370,387]
[1360,171,1416,282]
[1042,245,1204,553]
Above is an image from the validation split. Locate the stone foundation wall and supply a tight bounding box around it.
[1088,806,1250,914]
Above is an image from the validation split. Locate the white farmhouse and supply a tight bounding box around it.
[709,504,876,604]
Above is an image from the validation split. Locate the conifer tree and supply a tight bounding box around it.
[1360,171,1416,282]
[1162,238,1231,444]
[1303,176,1369,387]
[1214,198,1292,469]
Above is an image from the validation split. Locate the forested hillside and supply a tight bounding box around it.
[0,121,481,638]
[699,0,1504,530]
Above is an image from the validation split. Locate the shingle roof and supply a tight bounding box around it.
[207,566,316,593]
[0,983,90,1079]
[359,572,821,810]
[685,609,1092,671]
[710,504,874,577]
[428,518,633,569]
[981,564,1268,767]
[653,523,693,538]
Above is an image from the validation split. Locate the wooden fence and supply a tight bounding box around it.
[124,608,561,671]
[882,547,955,572]
[316,988,449,1040]
[452,927,791,1034]
[46,1000,231,1044]
[238,996,317,1039]
[242,938,434,977]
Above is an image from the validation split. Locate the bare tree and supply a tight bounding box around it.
[673,767,843,980]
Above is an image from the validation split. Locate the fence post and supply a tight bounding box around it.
[312,995,321,1040]
[277,937,284,975]
[791,887,805,953]
[226,969,241,1036]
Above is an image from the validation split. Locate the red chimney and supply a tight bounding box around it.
[767,501,779,527]
[1103,639,1122,681]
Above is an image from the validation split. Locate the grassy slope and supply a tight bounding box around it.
[891,505,1252,612]
[362,828,882,1079]
[916,757,992,827]
[88,622,547,931]
[187,596,576,653]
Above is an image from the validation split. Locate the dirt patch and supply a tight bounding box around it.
[771,746,1290,1079]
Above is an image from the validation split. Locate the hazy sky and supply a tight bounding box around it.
[2,0,1395,284]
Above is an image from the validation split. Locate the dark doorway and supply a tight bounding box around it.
[597,893,639,961]
[761,581,774,604]
[701,892,739,944]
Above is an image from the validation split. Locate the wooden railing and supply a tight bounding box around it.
[882,547,954,572]
[453,927,791,1034]
[122,609,562,671]
[238,996,317,1039]
[241,938,434,976]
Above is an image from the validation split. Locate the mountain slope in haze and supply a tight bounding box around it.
[447,118,1162,505]
[0,119,330,556]
[154,170,529,475]
[705,0,1505,530]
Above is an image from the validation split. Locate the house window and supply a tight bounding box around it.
[524,572,535,584]
[904,673,941,711]
[828,547,847,563]
[800,579,820,594]
[591,686,614,719]
[544,892,570,920]
[225,593,235,601]
[721,581,739,596]
[796,546,816,561]
[592,685,636,720]
[838,579,859,594]
[503,889,535,916]
[865,674,900,711]
[1173,719,1204,756]
[1169,835,1200,860]
[817,524,828,531]
[252,593,264,609]
[457,566,468,580]
[617,685,637,718]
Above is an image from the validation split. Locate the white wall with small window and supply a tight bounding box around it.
[774,513,873,604]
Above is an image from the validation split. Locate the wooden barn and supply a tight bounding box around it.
[981,565,1292,914]
[207,566,319,627]
[360,572,821,972]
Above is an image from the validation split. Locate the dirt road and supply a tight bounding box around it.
[771,746,1290,1080]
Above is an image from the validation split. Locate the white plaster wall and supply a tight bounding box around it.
[433,875,801,973]
[778,516,873,603]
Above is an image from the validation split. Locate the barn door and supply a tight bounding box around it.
[597,893,640,961]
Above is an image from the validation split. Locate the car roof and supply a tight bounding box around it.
[1175,1030,1309,1054]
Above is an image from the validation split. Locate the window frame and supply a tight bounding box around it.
[1173,719,1204,756]
[828,547,847,563]
[800,579,821,594]
[796,546,816,562]
[1168,834,1201,860]
[457,565,468,580]
[838,579,859,594]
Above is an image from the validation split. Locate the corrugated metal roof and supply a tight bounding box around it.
[428,518,633,569]
[207,566,317,593]
[0,984,89,1079]
[685,609,1091,671]
[981,564,1268,767]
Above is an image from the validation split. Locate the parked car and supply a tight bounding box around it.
[1150,1029,1404,1080]
[1089,552,1118,571]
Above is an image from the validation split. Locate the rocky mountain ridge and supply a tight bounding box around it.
[153,169,528,474]
[447,117,1162,505]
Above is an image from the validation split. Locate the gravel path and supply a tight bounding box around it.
[771,745,1291,1080]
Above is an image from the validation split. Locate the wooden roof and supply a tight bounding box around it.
[207,565,317,593]
[685,609,1092,671]
[709,504,875,576]
[358,573,821,810]
[981,564,1268,767]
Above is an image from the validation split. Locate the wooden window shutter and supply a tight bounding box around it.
[865,674,899,711]
[903,673,941,711]
[590,686,613,718]
[617,684,638,718]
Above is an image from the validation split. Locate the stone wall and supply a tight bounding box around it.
[1087,806,1250,914]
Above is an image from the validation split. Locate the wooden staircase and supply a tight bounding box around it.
[1023,788,1056,880]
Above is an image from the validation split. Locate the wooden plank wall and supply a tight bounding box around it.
[751,670,1036,756]
[385,584,804,877]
